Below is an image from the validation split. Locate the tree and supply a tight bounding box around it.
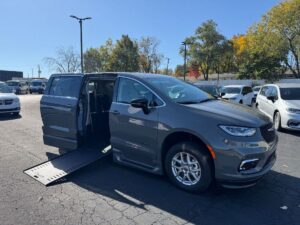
[84,48,102,73]
[182,20,228,80]
[174,65,185,77]
[84,39,114,72]
[109,35,140,72]
[44,47,80,73]
[267,0,300,77]
[138,36,164,73]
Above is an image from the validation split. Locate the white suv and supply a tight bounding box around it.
[0,82,21,116]
[256,83,300,131]
[220,85,254,106]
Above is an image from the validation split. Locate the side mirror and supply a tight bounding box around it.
[267,96,275,102]
[131,98,149,114]
[220,92,225,97]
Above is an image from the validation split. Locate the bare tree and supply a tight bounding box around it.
[44,47,80,73]
[139,37,164,73]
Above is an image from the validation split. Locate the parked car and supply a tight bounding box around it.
[0,82,21,116]
[194,83,219,98]
[220,85,255,106]
[30,80,47,94]
[256,83,300,131]
[41,73,277,192]
[253,86,262,100]
[6,80,29,94]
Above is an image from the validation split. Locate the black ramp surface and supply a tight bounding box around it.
[24,145,111,185]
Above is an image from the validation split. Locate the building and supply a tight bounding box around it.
[0,70,23,82]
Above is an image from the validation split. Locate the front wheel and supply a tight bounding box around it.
[165,142,213,193]
[274,111,282,131]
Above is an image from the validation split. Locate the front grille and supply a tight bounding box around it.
[260,123,276,143]
[5,99,13,105]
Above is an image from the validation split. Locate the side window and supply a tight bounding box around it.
[242,87,252,95]
[270,87,278,99]
[116,78,163,106]
[260,86,268,96]
[49,76,82,98]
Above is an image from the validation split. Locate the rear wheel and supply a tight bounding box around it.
[274,111,282,131]
[165,141,213,193]
[239,100,243,104]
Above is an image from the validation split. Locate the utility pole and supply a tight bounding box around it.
[31,68,34,78]
[182,41,188,81]
[70,15,92,74]
[166,58,170,75]
[38,65,41,78]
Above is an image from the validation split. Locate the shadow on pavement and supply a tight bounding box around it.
[0,114,22,121]
[279,129,300,137]
[51,155,300,225]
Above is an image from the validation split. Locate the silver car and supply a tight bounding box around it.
[256,83,300,131]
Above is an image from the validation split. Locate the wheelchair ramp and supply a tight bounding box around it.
[24,145,111,186]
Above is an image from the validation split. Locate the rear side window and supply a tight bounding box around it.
[260,86,269,96]
[242,86,252,95]
[49,76,82,98]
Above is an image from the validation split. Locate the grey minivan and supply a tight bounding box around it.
[41,73,277,192]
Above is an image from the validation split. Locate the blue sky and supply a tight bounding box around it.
[0,0,279,78]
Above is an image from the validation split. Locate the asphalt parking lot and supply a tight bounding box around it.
[0,95,300,225]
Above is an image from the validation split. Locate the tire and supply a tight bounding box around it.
[165,141,213,193]
[274,111,282,131]
[13,112,20,117]
[239,100,243,104]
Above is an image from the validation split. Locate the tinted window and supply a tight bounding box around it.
[6,81,19,86]
[197,85,218,96]
[147,77,211,103]
[49,76,82,98]
[280,88,300,100]
[117,78,160,105]
[242,86,252,95]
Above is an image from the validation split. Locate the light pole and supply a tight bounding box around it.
[166,57,170,75]
[70,15,92,73]
[181,41,188,81]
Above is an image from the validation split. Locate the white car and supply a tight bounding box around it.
[0,82,21,116]
[220,85,254,106]
[256,83,300,131]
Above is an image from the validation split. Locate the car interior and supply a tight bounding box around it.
[79,78,116,148]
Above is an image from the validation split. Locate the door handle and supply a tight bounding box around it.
[111,110,120,115]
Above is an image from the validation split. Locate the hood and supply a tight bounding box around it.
[184,100,270,127]
[0,93,18,99]
[284,100,300,109]
[222,93,239,99]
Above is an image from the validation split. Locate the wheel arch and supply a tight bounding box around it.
[161,131,215,173]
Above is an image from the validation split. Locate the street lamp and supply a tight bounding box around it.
[181,41,189,81]
[70,15,92,73]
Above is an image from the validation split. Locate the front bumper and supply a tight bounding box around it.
[281,112,300,130]
[0,107,20,114]
[0,102,21,114]
[212,132,278,189]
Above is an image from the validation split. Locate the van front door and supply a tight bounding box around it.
[110,77,160,167]
[40,75,83,150]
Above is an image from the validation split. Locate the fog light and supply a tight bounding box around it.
[288,120,300,127]
[239,159,259,171]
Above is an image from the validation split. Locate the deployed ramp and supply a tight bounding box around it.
[24,145,111,186]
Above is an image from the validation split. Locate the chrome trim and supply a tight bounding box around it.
[239,158,259,171]
[115,76,166,108]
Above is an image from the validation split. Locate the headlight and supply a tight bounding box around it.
[219,125,256,137]
[286,108,300,114]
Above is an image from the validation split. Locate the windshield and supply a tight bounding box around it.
[6,81,19,86]
[147,77,212,104]
[280,88,300,100]
[0,83,12,93]
[221,87,241,94]
[31,81,42,86]
[197,85,218,96]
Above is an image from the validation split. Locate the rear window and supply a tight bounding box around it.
[49,76,82,98]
